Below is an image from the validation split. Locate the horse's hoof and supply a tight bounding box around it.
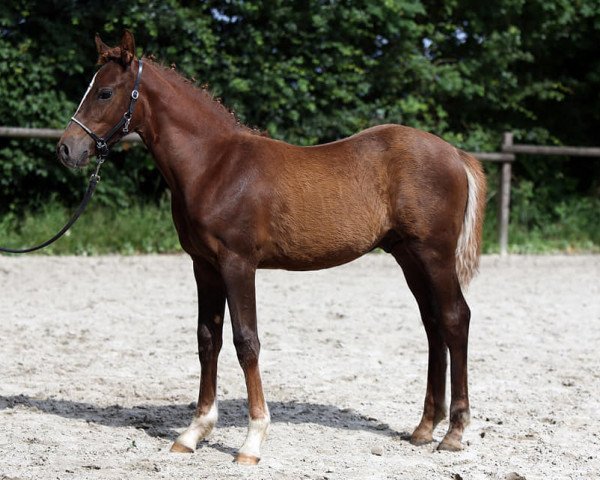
[410,434,433,446]
[437,436,463,452]
[410,425,433,446]
[234,453,260,465]
[170,441,194,453]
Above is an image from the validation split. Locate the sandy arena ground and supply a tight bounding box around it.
[0,254,598,480]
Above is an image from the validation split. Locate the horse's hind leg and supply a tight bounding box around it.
[392,245,448,445]
[395,241,471,451]
[171,258,225,453]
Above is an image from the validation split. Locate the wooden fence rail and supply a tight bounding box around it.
[2,127,598,255]
[503,143,600,157]
[0,126,142,143]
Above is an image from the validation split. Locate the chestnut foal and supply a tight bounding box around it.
[57,31,486,464]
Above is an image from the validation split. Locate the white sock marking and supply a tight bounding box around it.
[174,401,218,451]
[238,404,271,459]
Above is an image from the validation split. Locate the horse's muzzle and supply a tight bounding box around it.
[57,142,90,168]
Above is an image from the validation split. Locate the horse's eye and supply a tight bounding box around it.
[98,89,113,100]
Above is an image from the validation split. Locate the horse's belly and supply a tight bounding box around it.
[262,197,389,271]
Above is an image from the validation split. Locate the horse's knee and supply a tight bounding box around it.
[197,323,222,362]
[233,330,260,368]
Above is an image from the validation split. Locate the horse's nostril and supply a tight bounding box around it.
[58,143,70,163]
[60,144,69,157]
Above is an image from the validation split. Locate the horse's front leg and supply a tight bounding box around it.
[171,258,226,453]
[220,253,270,465]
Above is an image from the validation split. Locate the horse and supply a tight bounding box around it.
[57,31,486,464]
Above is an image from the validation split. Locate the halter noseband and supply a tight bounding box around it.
[70,58,144,159]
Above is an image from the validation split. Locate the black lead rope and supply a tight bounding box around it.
[0,59,144,254]
[0,159,104,254]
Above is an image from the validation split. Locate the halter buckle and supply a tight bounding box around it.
[131,89,139,100]
[96,139,109,158]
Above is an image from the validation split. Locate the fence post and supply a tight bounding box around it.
[499,132,513,255]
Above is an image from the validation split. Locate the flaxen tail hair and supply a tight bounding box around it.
[455,151,487,289]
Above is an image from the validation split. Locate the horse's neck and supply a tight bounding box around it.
[136,62,239,191]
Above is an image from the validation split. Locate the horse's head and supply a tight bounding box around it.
[57,30,141,168]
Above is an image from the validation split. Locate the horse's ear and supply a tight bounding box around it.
[120,30,136,65]
[95,33,111,63]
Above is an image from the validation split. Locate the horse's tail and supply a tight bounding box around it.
[455,151,487,289]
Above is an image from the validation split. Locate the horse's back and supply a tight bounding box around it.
[286,123,470,244]
[247,124,470,269]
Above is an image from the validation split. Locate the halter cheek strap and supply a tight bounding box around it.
[71,58,144,159]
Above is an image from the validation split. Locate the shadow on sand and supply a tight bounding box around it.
[0,394,409,452]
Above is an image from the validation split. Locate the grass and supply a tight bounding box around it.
[482,195,600,254]
[0,200,181,255]
[1,197,598,256]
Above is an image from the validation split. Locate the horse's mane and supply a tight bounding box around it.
[144,56,268,137]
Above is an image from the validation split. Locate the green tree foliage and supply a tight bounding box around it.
[1,0,599,247]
